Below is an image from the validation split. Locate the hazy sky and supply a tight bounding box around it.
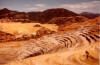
[0,0,100,13]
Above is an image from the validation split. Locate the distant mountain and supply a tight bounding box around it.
[0,8,29,22]
[28,8,78,23]
[0,8,26,18]
[0,8,78,23]
[39,8,78,23]
[80,12,100,19]
[0,8,12,18]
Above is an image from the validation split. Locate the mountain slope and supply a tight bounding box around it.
[0,8,78,23]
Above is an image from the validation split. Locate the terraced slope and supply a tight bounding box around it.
[1,17,100,65]
[5,42,99,65]
[16,17,99,60]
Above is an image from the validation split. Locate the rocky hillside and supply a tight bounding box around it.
[38,8,78,23]
[0,8,78,23]
[0,31,15,42]
[1,8,100,23]
[0,8,29,20]
[49,16,88,25]
[58,16,100,31]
